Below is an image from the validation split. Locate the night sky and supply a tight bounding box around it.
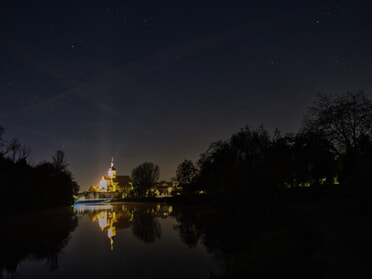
[1,0,371,190]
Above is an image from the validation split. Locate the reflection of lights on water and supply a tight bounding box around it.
[73,204,113,213]
[75,203,174,250]
[93,211,117,251]
[97,211,108,229]
[155,204,173,216]
[107,226,116,251]
[108,226,116,239]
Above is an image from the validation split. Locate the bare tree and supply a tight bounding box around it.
[19,145,31,162]
[6,138,22,163]
[52,149,69,174]
[0,125,4,155]
[304,90,372,155]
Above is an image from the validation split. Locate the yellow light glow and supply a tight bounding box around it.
[97,211,108,230]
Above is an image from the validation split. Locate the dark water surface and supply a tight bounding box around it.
[0,203,218,279]
[1,201,326,279]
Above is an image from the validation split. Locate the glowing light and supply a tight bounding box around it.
[97,211,108,230]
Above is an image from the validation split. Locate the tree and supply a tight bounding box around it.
[131,162,160,198]
[265,133,294,188]
[196,126,273,198]
[176,159,198,196]
[176,160,197,185]
[6,138,21,163]
[2,138,31,163]
[0,128,79,211]
[303,90,372,191]
[0,125,4,155]
[291,131,336,187]
[197,140,231,196]
[52,149,68,174]
[304,90,372,155]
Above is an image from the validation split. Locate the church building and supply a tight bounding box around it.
[96,158,132,196]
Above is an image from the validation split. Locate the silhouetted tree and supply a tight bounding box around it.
[2,137,31,163]
[52,149,68,174]
[339,134,372,194]
[131,162,160,198]
[197,140,231,196]
[196,126,274,200]
[291,131,336,187]
[304,90,371,156]
[0,128,79,212]
[31,159,79,207]
[303,91,372,191]
[176,159,198,195]
[265,132,294,188]
[0,125,5,155]
[6,138,21,163]
[229,125,271,191]
[176,160,197,184]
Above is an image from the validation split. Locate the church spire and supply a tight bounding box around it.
[109,157,116,172]
[108,157,117,181]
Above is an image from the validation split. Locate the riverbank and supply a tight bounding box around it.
[111,194,210,205]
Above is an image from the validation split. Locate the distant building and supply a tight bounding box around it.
[152,180,181,197]
[96,158,133,197]
[88,158,181,199]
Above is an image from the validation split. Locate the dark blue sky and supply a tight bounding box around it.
[1,0,371,190]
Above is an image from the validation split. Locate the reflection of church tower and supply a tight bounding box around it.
[94,211,117,251]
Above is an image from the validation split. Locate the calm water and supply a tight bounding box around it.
[1,201,322,278]
[0,203,218,279]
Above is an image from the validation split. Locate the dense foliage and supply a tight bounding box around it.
[130,161,160,198]
[0,127,79,212]
[177,91,371,201]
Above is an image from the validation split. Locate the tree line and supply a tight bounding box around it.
[175,90,372,202]
[0,129,79,212]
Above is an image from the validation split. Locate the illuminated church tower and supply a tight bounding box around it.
[94,157,132,195]
[98,158,118,192]
[108,158,118,192]
[108,157,117,179]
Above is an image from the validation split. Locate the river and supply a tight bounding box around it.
[1,201,323,278]
[0,203,220,278]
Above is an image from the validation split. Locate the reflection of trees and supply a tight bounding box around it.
[172,205,322,278]
[77,204,134,250]
[131,206,161,243]
[76,203,169,247]
[0,208,78,276]
[173,208,202,248]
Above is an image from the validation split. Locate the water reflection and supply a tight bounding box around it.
[0,202,319,278]
[74,203,173,250]
[0,207,78,276]
[172,204,323,279]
